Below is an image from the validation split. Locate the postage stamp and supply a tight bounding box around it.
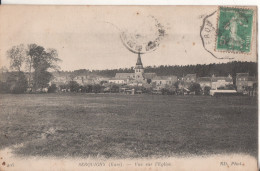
[215,7,254,54]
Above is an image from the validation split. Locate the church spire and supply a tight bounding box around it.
[135,53,143,69]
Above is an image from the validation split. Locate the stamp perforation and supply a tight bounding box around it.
[214,6,255,55]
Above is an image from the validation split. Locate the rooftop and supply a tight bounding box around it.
[153,76,177,80]
[211,77,232,82]
[144,73,157,79]
[115,73,134,78]
[248,76,257,81]
[236,73,249,77]
[197,77,211,82]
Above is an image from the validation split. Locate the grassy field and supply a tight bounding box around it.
[0,93,257,158]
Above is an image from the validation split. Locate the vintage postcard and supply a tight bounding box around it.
[0,5,258,171]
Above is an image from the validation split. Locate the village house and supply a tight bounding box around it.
[51,72,71,86]
[181,74,197,88]
[197,77,211,89]
[184,74,197,83]
[115,73,135,79]
[73,75,87,85]
[236,73,257,93]
[108,73,134,84]
[211,74,233,90]
[181,74,234,91]
[143,73,157,83]
[51,71,110,87]
[108,78,127,84]
[152,75,177,88]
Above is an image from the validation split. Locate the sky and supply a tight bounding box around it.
[0,5,257,71]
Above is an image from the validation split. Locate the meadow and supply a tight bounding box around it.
[0,93,257,158]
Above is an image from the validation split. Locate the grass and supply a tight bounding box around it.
[0,93,257,158]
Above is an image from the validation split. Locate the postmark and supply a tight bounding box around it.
[215,7,254,54]
[119,15,166,54]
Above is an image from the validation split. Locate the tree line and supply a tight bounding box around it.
[0,44,61,93]
[91,61,257,78]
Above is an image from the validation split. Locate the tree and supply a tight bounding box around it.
[203,86,211,95]
[111,84,119,93]
[92,84,102,93]
[225,84,236,90]
[33,70,52,90]
[252,83,258,96]
[85,85,93,93]
[48,84,57,93]
[6,72,28,94]
[174,81,179,89]
[68,81,80,92]
[161,88,169,95]
[6,45,30,93]
[253,83,257,92]
[26,44,61,91]
[59,84,68,91]
[79,85,86,92]
[100,80,108,85]
[90,61,257,79]
[147,79,152,84]
[7,44,25,72]
[26,44,39,87]
[0,81,9,93]
[188,83,201,95]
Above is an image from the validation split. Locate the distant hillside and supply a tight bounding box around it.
[91,61,257,78]
[1,61,257,83]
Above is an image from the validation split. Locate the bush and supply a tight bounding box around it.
[7,72,28,94]
[111,85,119,93]
[92,84,102,93]
[0,82,9,93]
[78,86,86,93]
[48,84,57,93]
[68,81,80,92]
[59,84,68,91]
[226,84,236,90]
[203,86,211,95]
[160,88,175,95]
[85,85,93,93]
[188,83,201,95]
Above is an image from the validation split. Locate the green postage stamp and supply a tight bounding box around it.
[216,7,254,54]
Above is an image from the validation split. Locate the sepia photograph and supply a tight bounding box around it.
[0,5,258,171]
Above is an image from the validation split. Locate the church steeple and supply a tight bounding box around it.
[135,53,144,81]
[135,53,144,69]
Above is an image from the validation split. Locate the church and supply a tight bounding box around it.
[108,53,157,85]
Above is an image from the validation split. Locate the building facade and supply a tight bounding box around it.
[152,76,177,88]
[236,73,257,93]
[211,74,233,90]
[197,77,211,89]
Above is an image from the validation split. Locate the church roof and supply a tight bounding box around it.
[109,77,127,81]
[115,73,134,79]
[144,73,157,79]
[153,76,177,80]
